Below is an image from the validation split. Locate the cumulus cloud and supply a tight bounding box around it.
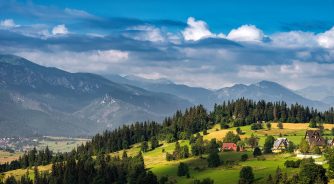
[0,19,18,28]
[182,17,216,41]
[52,24,68,35]
[227,25,264,42]
[317,26,334,48]
[2,14,334,90]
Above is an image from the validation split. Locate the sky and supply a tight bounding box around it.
[1,0,334,90]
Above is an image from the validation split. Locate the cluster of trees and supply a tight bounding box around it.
[1,151,159,184]
[79,105,210,155]
[211,99,334,127]
[266,159,328,184]
[166,142,190,161]
[0,147,56,173]
[241,159,329,184]
[299,138,322,154]
[86,121,162,154]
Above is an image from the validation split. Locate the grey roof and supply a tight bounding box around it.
[273,138,288,149]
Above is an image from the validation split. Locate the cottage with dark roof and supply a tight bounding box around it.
[305,130,326,147]
[272,138,289,153]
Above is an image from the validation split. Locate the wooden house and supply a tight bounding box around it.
[305,130,326,147]
[272,138,289,153]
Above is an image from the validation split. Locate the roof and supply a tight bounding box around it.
[222,143,237,147]
[273,138,288,149]
[305,130,326,146]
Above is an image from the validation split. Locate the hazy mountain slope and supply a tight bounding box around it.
[0,54,192,136]
[323,96,334,107]
[215,81,328,110]
[0,90,94,136]
[105,74,217,109]
[296,86,334,101]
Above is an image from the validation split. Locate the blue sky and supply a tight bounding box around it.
[1,0,334,91]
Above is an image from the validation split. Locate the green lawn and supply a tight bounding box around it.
[150,152,299,184]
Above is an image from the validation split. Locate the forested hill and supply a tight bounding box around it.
[1,98,334,184]
[85,98,334,154]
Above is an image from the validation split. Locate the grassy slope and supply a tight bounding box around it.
[0,151,22,164]
[111,123,334,183]
[37,136,89,153]
[3,123,334,183]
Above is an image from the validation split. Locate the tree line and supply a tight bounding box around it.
[1,150,159,184]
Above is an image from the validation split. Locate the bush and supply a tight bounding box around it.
[236,127,242,135]
[166,152,174,161]
[253,147,262,157]
[239,166,254,184]
[207,152,220,168]
[241,154,248,161]
[250,123,263,130]
[220,122,229,129]
[193,178,214,184]
[284,160,301,168]
[177,162,189,177]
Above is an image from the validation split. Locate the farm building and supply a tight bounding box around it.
[221,143,244,152]
[272,138,289,153]
[328,139,334,146]
[305,130,326,147]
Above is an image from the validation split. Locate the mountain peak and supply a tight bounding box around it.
[253,80,283,89]
[0,54,31,66]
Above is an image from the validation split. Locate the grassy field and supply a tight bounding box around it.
[0,151,22,164]
[37,136,89,153]
[3,123,334,183]
[111,122,334,183]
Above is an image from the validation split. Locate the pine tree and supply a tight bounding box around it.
[150,136,159,150]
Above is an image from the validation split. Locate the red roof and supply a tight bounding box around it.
[222,143,243,151]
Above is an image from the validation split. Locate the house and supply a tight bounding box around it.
[221,143,244,152]
[305,130,326,147]
[272,138,289,153]
[327,139,334,146]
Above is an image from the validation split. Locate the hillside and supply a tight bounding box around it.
[4,122,334,183]
[0,55,192,136]
[107,75,330,111]
[215,81,328,110]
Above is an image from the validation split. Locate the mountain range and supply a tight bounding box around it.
[0,54,332,137]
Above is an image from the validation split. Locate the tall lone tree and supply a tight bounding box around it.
[150,136,159,150]
[263,136,275,154]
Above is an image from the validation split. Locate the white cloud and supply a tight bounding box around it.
[125,25,165,42]
[182,17,216,41]
[317,26,334,48]
[0,19,18,28]
[52,24,68,35]
[227,25,264,42]
[270,31,317,48]
[16,49,129,73]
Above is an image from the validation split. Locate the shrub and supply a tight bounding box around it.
[207,152,220,168]
[177,162,189,177]
[193,178,214,184]
[166,152,174,161]
[241,154,248,161]
[284,160,301,168]
[253,147,262,157]
[239,166,254,184]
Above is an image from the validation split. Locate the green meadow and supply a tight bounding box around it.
[4,123,334,183]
